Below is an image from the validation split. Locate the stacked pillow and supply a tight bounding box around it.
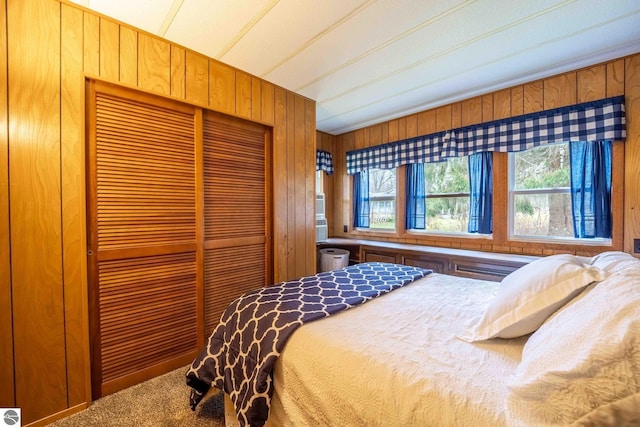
[507,252,640,425]
[461,251,640,425]
[458,254,607,342]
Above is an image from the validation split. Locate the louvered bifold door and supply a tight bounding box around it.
[203,111,272,338]
[86,81,203,398]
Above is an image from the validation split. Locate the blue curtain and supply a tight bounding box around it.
[468,152,493,234]
[569,141,612,238]
[406,163,426,229]
[353,171,370,228]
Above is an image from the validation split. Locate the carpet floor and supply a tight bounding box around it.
[49,367,225,427]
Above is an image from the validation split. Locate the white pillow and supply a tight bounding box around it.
[590,251,639,274]
[506,268,640,425]
[458,254,606,341]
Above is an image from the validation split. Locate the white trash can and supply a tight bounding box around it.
[319,248,350,272]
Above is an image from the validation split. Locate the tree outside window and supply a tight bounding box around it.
[423,157,470,232]
[510,143,572,237]
[368,168,396,229]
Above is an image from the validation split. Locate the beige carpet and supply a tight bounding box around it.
[49,367,225,427]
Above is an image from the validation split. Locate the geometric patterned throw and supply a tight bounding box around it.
[186,262,431,426]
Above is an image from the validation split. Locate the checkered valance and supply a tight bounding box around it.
[316,149,334,174]
[346,96,625,174]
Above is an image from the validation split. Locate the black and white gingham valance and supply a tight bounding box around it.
[316,149,334,174]
[346,96,625,174]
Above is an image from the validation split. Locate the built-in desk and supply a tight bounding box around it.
[317,238,540,282]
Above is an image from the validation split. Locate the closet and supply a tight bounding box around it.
[86,80,271,398]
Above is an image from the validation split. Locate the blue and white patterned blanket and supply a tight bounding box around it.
[186,262,431,426]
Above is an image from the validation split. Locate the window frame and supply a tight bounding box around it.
[507,143,612,245]
[354,167,398,233]
[407,157,484,236]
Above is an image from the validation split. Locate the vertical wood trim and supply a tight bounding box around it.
[85,81,101,401]
[492,152,508,245]
[435,105,451,131]
[381,122,389,144]
[482,94,493,122]
[99,18,119,81]
[251,76,261,121]
[511,85,524,115]
[286,92,296,279]
[606,58,625,97]
[260,81,274,125]
[611,142,624,251]
[119,26,137,86]
[543,73,577,109]
[624,55,640,254]
[264,127,274,285]
[273,88,288,282]
[369,124,382,146]
[417,110,435,135]
[209,60,235,114]
[493,89,511,120]
[406,114,418,138]
[294,95,306,278]
[83,11,99,76]
[305,99,316,274]
[236,70,252,118]
[8,0,67,422]
[137,33,170,95]
[388,119,398,142]
[461,97,482,126]
[194,108,205,346]
[577,64,606,103]
[61,2,91,408]
[354,128,364,149]
[185,50,208,105]
[523,81,543,114]
[0,0,15,407]
[397,117,406,140]
[170,45,186,100]
[451,102,461,128]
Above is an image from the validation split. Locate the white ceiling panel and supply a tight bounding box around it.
[163,0,273,59]
[68,0,640,135]
[220,0,367,77]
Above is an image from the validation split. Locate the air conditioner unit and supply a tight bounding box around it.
[316,218,328,242]
[316,193,325,218]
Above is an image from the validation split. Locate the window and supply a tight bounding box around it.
[510,143,571,238]
[423,157,470,232]
[369,168,396,229]
[354,168,396,230]
[509,142,612,241]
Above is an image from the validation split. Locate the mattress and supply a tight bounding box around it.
[266,272,528,426]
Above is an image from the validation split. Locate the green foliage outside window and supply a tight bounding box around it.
[423,157,470,232]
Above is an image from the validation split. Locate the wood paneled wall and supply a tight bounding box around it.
[330,54,640,258]
[0,0,316,425]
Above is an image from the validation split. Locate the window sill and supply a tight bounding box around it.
[509,235,612,247]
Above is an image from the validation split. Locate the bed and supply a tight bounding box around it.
[186,252,640,426]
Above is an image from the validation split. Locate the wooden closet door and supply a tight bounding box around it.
[203,111,272,338]
[86,81,203,398]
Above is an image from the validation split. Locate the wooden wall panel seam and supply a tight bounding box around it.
[0,0,15,408]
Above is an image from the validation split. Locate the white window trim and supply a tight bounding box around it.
[507,151,612,245]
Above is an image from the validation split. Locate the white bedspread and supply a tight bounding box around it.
[266,273,527,426]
